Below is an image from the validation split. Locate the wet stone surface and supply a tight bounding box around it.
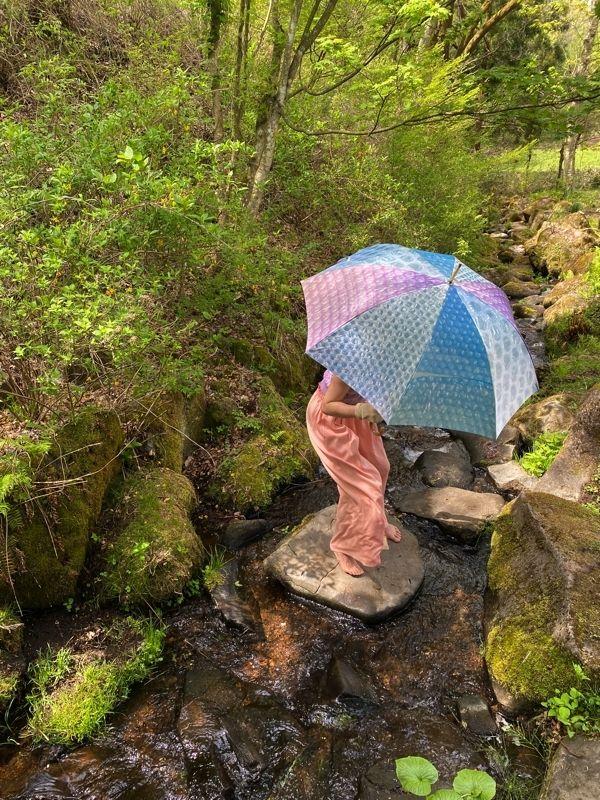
[264,505,425,623]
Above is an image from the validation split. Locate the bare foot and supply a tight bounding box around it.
[386,523,402,543]
[335,552,365,576]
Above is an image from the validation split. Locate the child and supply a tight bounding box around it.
[306,369,401,576]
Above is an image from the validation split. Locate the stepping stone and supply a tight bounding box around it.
[393,487,505,542]
[450,430,515,465]
[325,657,379,706]
[264,506,424,623]
[414,447,473,489]
[487,461,538,493]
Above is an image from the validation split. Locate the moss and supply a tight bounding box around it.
[212,376,317,509]
[99,466,202,605]
[0,408,124,610]
[485,492,600,704]
[545,297,600,356]
[542,335,600,400]
[0,606,24,713]
[26,617,164,745]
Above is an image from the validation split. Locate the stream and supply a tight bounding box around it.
[0,230,550,799]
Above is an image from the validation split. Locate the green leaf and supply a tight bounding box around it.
[120,145,134,160]
[395,757,439,797]
[428,791,462,800]
[453,769,496,800]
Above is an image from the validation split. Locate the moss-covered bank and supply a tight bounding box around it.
[210,375,317,510]
[99,466,202,605]
[485,491,600,709]
[26,617,164,745]
[0,407,124,610]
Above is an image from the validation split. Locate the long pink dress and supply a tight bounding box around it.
[305,370,391,567]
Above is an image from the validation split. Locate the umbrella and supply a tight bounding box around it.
[301,243,538,439]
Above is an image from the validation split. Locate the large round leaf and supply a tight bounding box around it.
[428,791,462,800]
[395,756,439,796]
[453,769,496,800]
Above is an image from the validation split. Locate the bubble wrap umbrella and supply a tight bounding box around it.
[301,244,538,439]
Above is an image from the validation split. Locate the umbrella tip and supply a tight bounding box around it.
[448,263,462,284]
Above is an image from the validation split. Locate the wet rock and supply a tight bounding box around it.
[516,318,547,372]
[502,279,540,299]
[485,491,600,710]
[450,430,515,465]
[488,231,509,240]
[510,394,574,443]
[359,760,405,799]
[221,518,272,549]
[540,736,600,800]
[414,448,473,489]
[325,657,379,707]
[394,487,505,542]
[208,559,264,638]
[457,694,498,736]
[264,505,424,623]
[537,385,600,502]
[487,461,538,493]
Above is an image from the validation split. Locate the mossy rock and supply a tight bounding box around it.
[525,213,598,277]
[99,466,202,605]
[545,295,600,356]
[0,607,24,716]
[0,408,124,610]
[484,491,600,711]
[212,376,317,509]
[26,616,164,745]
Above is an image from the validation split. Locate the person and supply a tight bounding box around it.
[305,369,401,577]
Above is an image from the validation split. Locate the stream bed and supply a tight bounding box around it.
[0,423,545,799]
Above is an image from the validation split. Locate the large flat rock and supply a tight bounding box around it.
[393,487,505,541]
[264,505,424,623]
[540,736,600,800]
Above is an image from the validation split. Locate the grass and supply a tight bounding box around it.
[482,723,548,800]
[26,617,164,745]
[202,546,231,591]
[517,432,568,477]
[510,145,600,174]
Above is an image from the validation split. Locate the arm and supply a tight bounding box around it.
[322,375,358,418]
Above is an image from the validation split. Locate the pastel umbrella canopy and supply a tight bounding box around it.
[301,244,538,439]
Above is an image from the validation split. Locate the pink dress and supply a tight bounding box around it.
[305,370,391,567]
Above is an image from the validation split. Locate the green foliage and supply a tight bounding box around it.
[542,664,600,738]
[26,617,164,744]
[202,546,230,591]
[517,431,567,476]
[395,756,496,799]
[0,435,51,517]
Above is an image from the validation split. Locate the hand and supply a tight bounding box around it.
[355,402,383,424]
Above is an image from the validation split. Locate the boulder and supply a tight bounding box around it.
[507,222,532,244]
[0,407,124,609]
[264,505,424,623]
[513,301,543,319]
[394,487,505,542]
[485,491,600,710]
[510,395,574,443]
[525,213,598,277]
[502,280,540,299]
[414,448,473,489]
[540,736,600,800]
[99,466,202,605]
[487,461,538,493]
[537,384,600,502]
[457,694,498,737]
[221,518,272,550]
[450,430,515,465]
